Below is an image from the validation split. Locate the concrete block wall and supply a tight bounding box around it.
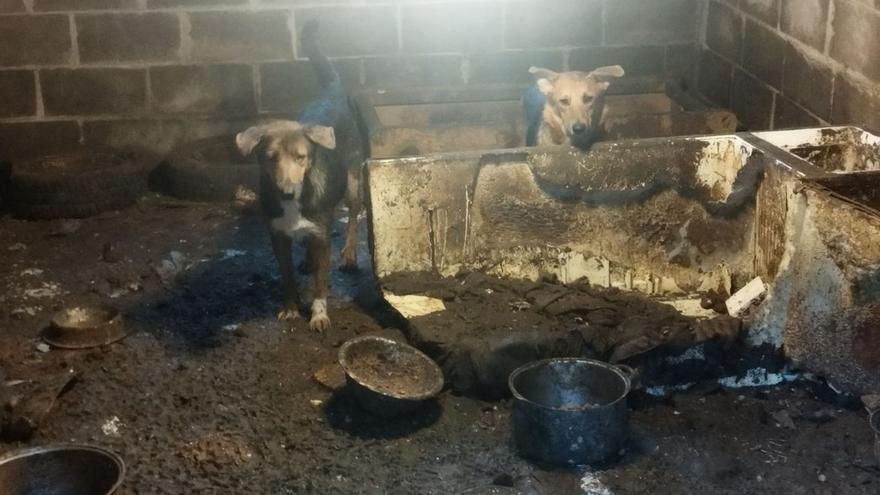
[0,0,701,160]
[698,0,880,132]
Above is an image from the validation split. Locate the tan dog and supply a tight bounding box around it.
[523,65,625,149]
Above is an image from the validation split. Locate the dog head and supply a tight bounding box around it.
[529,65,625,148]
[236,121,335,199]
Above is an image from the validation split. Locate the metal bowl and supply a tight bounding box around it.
[0,444,125,495]
[338,336,444,418]
[42,304,128,349]
[509,358,633,466]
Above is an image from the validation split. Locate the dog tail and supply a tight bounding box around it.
[300,19,338,89]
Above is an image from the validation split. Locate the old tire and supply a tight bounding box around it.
[7,149,157,220]
[153,135,258,202]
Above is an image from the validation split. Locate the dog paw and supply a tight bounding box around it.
[309,298,330,332]
[277,307,299,321]
[309,314,331,332]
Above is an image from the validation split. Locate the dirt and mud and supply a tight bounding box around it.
[1,196,879,494]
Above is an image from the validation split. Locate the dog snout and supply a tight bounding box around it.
[572,123,587,135]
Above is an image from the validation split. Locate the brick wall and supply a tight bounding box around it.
[0,0,701,160]
[698,0,880,132]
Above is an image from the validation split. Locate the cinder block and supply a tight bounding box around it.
[34,0,139,10]
[294,6,397,57]
[41,68,147,116]
[148,0,247,7]
[469,51,562,84]
[0,121,81,162]
[830,0,880,83]
[0,15,71,66]
[780,0,829,52]
[570,46,665,77]
[742,19,784,89]
[0,70,36,118]
[189,11,293,62]
[150,64,255,115]
[698,49,733,107]
[831,76,880,133]
[260,59,361,114]
[364,55,462,87]
[77,13,180,64]
[731,69,774,130]
[83,118,186,153]
[605,0,699,45]
[706,0,743,62]
[739,0,780,26]
[666,43,700,86]
[401,2,502,54]
[773,97,822,129]
[0,0,25,13]
[504,0,601,49]
[782,42,832,120]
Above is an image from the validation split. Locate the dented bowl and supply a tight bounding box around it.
[42,304,128,349]
[338,336,444,417]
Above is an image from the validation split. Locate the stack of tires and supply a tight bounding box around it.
[151,135,258,202]
[5,149,156,220]
[1,135,259,220]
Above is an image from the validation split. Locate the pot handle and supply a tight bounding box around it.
[615,364,640,387]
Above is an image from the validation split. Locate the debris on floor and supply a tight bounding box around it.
[23,282,63,299]
[383,292,446,318]
[383,272,754,398]
[47,219,82,237]
[1,369,78,442]
[151,250,188,283]
[101,416,123,437]
[726,276,767,317]
[314,363,347,391]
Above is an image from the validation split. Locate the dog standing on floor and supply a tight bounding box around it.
[523,65,625,150]
[236,20,365,331]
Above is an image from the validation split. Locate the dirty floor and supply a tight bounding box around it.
[0,196,878,494]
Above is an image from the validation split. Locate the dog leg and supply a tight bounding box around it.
[270,231,300,321]
[307,234,332,331]
[340,167,361,271]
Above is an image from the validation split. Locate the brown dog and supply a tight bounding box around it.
[236,21,364,331]
[523,65,625,149]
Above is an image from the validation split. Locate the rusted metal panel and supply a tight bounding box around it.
[753,126,880,172]
[780,184,880,393]
[367,123,880,395]
[753,163,790,281]
[367,135,764,294]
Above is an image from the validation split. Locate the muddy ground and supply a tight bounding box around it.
[0,196,879,494]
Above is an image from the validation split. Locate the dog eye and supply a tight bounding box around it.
[559,97,571,106]
[583,95,594,104]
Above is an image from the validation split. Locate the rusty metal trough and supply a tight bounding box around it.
[365,125,880,395]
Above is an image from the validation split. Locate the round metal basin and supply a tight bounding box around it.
[338,336,444,417]
[509,358,632,466]
[42,304,128,349]
[0,444,125,495]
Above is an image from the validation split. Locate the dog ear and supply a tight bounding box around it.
[529,66,559,81]
[590,65,625,80]
[529,67,559,96]
[236,125,268,157]
[304,125,336,150]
